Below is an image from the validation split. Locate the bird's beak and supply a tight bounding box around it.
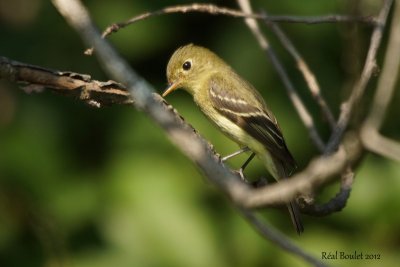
[162,81,180,97]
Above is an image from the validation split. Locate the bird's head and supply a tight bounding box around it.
[163,44,224,97]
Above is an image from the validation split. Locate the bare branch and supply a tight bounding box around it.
[87,3,377,55]
[325,0,393,154]
[361,0,400,162]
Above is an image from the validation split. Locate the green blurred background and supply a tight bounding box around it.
[1,0,400,266]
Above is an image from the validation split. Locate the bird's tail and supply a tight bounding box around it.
[272,157,304,234]
[287,201,304,235]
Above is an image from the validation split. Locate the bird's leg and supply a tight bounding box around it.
[221,147,256,182]
[238,152,255,181]
[221,147,250,161]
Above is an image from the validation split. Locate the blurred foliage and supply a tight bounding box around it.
[1,0,400,266]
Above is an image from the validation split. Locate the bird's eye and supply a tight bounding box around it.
[182,61,191,71]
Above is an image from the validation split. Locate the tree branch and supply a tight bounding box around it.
[0,56,132,106]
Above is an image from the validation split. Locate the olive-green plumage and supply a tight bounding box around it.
[163,44,303,234]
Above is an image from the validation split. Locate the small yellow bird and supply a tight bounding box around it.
[163,44,303,234]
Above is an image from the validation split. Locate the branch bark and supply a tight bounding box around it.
[0,56,132,106]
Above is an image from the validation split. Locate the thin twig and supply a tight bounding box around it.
[86,3,377,55]
[102,4,377,37]
[262,14,376,25]
[325,0,393,154]
[239,208,328,267]
[262,11,336,130]
[361,0,400,162]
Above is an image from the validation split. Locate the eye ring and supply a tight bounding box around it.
[182,60,192,71]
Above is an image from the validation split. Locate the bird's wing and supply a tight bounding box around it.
[208,74,296,173]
